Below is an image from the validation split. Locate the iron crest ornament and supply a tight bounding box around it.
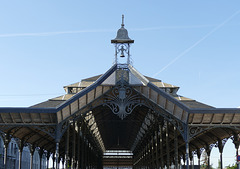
[104,79,143,120]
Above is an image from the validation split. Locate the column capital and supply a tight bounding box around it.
[233,141,240,149]
[16,139,25,152]
[39,148,45,159]
[196,148,201,159]
[218,139,223,153]
[189,152,193,161]
[29,144,36,155]
[47,151,51,160]
[3,134,11,147]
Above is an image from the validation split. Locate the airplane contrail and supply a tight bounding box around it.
[129,24,219,31]
[1,23,239,38]
[153,9,240,78]
[0,29,115,38]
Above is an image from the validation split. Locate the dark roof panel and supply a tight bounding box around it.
[30,100,65,108]
[180,100,214,109]
[82,75,102,81]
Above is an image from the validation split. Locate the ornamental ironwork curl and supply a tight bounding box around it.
[104,82,144,120]
[189,126,205,138]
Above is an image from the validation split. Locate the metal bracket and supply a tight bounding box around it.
[104,79,144,120]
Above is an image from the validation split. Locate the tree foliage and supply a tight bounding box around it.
[226,163,237,169]
[217,160,221,169]
[200,150,213,169]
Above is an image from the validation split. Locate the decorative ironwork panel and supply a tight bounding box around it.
[116,68,129,83]
[104,80,144,120]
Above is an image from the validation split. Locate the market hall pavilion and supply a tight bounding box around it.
[0,16,240,169]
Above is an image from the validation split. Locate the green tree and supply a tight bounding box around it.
[200,151,208,169]
[226,163,237,169]
[200,150,213,169]
[217,160,221,169]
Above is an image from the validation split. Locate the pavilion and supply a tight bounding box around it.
[0,16,240,169]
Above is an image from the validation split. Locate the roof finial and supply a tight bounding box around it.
[111,15,134,65]
[121,14,124,27]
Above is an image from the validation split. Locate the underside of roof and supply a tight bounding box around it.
[0,63,240,160]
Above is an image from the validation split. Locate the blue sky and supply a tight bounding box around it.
[0,1,239,166]
[0,1,240,108]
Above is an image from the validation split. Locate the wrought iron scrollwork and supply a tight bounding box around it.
[104,80,144,120]
[189,126,204,138]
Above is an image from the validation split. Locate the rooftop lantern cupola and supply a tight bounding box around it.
[111,15,134,65]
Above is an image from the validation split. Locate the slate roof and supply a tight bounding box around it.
[32,73,210,109]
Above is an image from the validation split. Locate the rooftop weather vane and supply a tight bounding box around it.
[111,15,134,65]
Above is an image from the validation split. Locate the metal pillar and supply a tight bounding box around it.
[144,148,146,169]
[142,146,145,168]
[159,124,164,169]
[90,147,93,169]
[178,158,181,169]
[143,144,145,168]
[196,149,201,167]
[52,155,55,169]
[185,141,190,169]
[189,153,194,169]
[147,144,149,169]
[139,149,142,168]
[90,148,93,169]
[77,124,81,169]
[141,148,143,168]
[3,135,10,169]
[220,152,223,169]
[88,145,91,169]
[166,122,170,169]
[148,141,151,169]
[174,127,179,169]
[155,130,159,168]
[72,122,76,169]
[85,140,88,169]
[39,148,44,169]
[65,126,70,169]
[151,135,155,168]
[218,139,223,169]
[205,144,211,169]
[87,142,90,169]
[233,135,240,169]
[46,151,51,169]
[62,159,65,169]
[182,153,186,169]
[18,149,22,169]
[18,140,24,169]
[184,123,190,169]
[145,143,148,169]
[30,145,35,169]
[55,142,60,169]
[81,136,85,169]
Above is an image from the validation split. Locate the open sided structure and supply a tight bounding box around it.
[0,16,240,169]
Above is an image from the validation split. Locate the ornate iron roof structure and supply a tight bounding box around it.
[0,16,240,169]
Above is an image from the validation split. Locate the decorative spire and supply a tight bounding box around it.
[111,15,133,43]
[111,15,134,65]
[121,14,125,28]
